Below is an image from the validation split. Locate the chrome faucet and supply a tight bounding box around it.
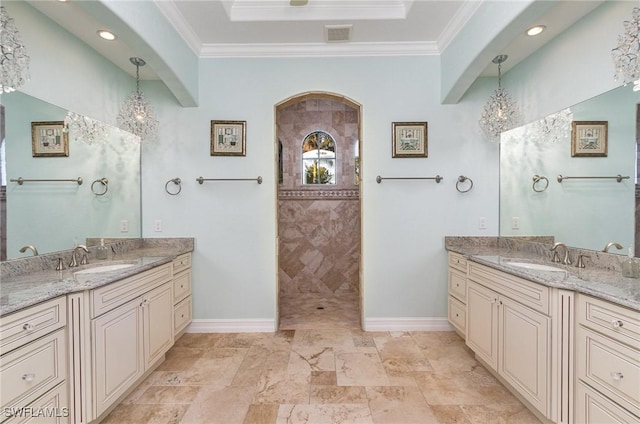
[551,242,571,265]
[19,245,39,256]
[69,245,89,268]
[603,242,623,253]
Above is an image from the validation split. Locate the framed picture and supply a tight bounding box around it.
[31,121,69,157]
[392,122,428,158]
[210,120,246,156]
[571,121,608,157]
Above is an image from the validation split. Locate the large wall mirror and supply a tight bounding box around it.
[1,92,141,260]
[500,84,638,254]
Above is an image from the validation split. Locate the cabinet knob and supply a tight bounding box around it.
[140,298,150,307]
[21,373,36,382]
[611,319,624,329]
[610,371,624,381]
[22,323,34,331]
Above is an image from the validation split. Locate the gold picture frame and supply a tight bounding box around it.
[210,120,246,156]
[571,121,608,157]
[31,121,69,157]
[392,122,428,158]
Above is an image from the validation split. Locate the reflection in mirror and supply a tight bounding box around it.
[500,85,638,254]
[1,91,141,260]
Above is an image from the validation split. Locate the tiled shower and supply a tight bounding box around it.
[276,93,361,329]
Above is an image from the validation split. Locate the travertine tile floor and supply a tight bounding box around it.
[103,329,542,423]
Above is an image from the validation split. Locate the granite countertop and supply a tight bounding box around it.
[1,241,193,317]
[447,244,640,312]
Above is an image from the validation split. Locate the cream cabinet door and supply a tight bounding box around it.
[466,280,499,370]
[142,283,174,370]
[499,296,550,416]
[91,297,144,418]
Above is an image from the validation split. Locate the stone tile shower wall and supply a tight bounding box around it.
[277,97,360,297]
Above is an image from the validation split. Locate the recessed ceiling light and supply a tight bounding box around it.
[97,30,117,41]
[526,25,546,37]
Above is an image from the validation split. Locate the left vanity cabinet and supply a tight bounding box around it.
[67,262,174,422]
[0,297,69,423]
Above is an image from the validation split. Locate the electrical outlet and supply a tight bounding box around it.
[154,219,162,232]
[120,220,129,233]
[512,216,520,230]
[479,217,487,230]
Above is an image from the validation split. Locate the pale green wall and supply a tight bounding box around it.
[140,56,499,322]
[5,0,633,326]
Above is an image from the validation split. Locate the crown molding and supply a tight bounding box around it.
[154,0,202,56]
[437,0,482,52]
[200,40,439,58]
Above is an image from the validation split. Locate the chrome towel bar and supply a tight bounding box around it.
[376,175,442,184]
[196,176,263,185]
[10,177,83,185]
[557,174,630,183]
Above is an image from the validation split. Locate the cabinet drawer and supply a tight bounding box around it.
[577,294,640,349]
[3,382,69,424]
[448,268,466,302]
[448,295,466,335]
[575,381,640,424]
[173,253,191,275]
[173,269,191,303]
[90,263,172,318]
[468,262,549,315]
[174,296,192,335]
[448,252,467,272]
[0,297,66,355]
[0,329,66,412]
[576,326,640,417]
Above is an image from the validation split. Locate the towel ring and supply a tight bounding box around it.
[532,175,549,192]
[165,178,182,195]
[91,178,109,196]
[456,175,473,193]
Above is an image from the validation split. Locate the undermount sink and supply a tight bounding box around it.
[505,262,565,272]
[74,263,136,275]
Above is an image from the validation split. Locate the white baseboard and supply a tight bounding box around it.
[364,317,453,332]
[185,317,452,333]
[186,319,276,333]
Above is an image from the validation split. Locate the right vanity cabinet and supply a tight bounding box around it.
[466,262,552,417]
[448,252,467,337]
[464,261,575,424]
[574,294,640,423]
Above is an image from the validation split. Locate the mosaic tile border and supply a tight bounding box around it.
[278,189,360,200]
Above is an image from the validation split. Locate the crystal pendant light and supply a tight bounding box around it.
[532,108,573,144]
[479,55,520,142]
[117,57,158,143]
[0,6,30,93]
[64,112,109,145]
[611,6,640,91]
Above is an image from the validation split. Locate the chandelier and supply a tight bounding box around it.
[532,108,573,144]
[64,112,110,145]
[0,6,30,93]
[116,57,159,143]
[479,55,520,142]
[611,6,640,91]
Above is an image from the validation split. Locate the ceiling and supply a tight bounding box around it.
[27,0,603,81]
